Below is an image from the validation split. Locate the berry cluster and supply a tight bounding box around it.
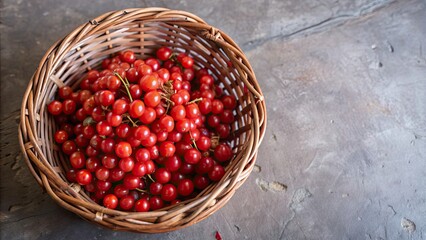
[48,47,236,211]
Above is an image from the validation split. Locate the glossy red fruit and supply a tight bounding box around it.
[62,140,77,155]
[208,165,225,181]
[196,156,214,174]
[141,133,157,147]
[198,98,212,115]
[102,155,118,169]
[123,174,141,190]
[103,194,118,209]
[144,91,161,108]
[156,46,172,61]
[95,167,110,181]
[58,86,73,99]
[196,136,211,151]
[135,198,150,212]
[54,130,68,144]
[175,119,191,133]
[119,195,135,210]
[120,50,136,63]
[114,184,129,198]
[132,162,147,177]
[222,95,237,109]
[98,90,115,106]
[170,105,186,120]
[139,107,156,124]
[106,112,122,127]
[219,109,234,124]
[211,99,224,114]
[139,74,160,92]
[112,99,129,115]
[184,148,201,164]
[145,58,160,71]
[96,120,113,136]
[110,167,125,182]
[149,196,164,210]
[164,155,181,172]
[214,143,233,162]
[194,175,210,190]
[62,99,77,115]
[129,100,145,118]
[177,179,194,196]
[119,157,135,172]
[115,141,132,158]
[185,103,200,119]
[159,141,176,157]
[76,169,92,185]
[161,184,177,201]
[48,101,63,115]
[133,125,150,141]
[159,115,175,133]
[154,168,171,184]
[70,151,86,169]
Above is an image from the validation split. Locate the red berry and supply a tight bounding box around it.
[114,184,129,198]
[69,151,86,169]
[48,101,63,115]
[119,157,135,172]
[209,165,225,181]
[144,91,161,108]
[159,141,176,157]
[115,141,132,158]
[164,155,181,172]
[139,74,160,92]
[156,47,172,61]
[154,168,171,184]
[196,156,214,174]
[184,148,201,164]
[103,194,118,209]
[222,95,237,109]
[161,184,177,201]
[112,99,129,115]
[129,100,145,118]
[149,196,164,210]
[123,174,141,190]
[76,169,92,185]
[132,162,147,177]
[135,198,150,212]
[54,130,69,144]
[177,179,194,196]
[95,167,110,181]
[120,50,136,63]
[119,195,135,210]
[58,86,73,99]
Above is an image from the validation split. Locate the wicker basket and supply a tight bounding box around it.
[18,8,266,233]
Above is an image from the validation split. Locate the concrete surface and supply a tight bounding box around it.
[1,0,425,239]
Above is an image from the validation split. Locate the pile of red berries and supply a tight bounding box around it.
[47,47,237,211]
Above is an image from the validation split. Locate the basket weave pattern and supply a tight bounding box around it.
[19,8,266,232]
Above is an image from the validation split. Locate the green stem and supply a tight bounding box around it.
[114,72,133,102]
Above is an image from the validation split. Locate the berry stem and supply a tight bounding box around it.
[136,188,147,193]
[186,98,203,105]
[125,115,138,127]
[189,131,199,151]
[114,72,133,102]
[146,174,155,182]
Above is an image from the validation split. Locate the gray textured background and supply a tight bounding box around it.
[1,0,425,239]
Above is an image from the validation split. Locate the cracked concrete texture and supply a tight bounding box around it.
[1,0,426,239]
